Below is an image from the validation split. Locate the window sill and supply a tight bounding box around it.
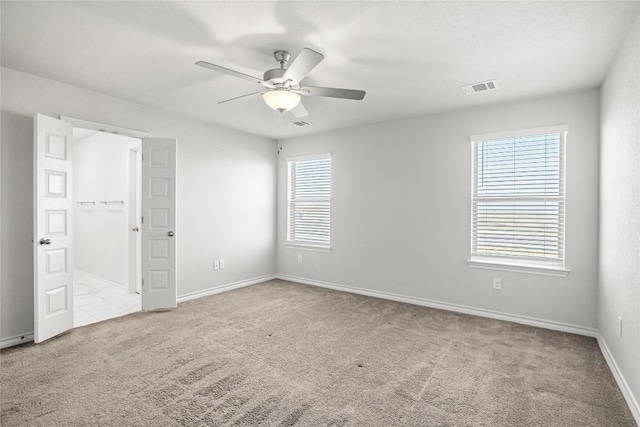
[466,258,570,277]
[285,243,332,253]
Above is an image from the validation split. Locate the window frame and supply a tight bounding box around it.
[467,125,570,277]
[285,153,332,252]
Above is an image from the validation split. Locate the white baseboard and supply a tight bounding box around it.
[276,274,598,337]
[0,333,34,349]
[3,274,637,423]
[177,274,277,303]
[0,275,276,349]
[74,269,126,290]
[281,272,637,422]
[597,335,640,425]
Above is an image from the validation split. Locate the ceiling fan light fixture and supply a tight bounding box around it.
[262,90,301,112]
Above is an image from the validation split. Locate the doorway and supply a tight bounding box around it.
[34,113,178,343]
[71,128,142,327]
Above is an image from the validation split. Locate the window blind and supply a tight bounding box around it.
[287,155,331,247]
[471,130,565,265]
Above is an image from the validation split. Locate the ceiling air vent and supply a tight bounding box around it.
[461,79,499,95]
[290,120,312,127]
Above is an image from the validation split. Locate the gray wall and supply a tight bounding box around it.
[1,67,277,340]
[599,16,640,410]
[278,89,600,330]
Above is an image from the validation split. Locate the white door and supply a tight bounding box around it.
[141,138,177,310]
[34,113,74,343]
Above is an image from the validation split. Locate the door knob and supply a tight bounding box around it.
[132,227,139,232]
[167,231,175,237]
[39,238,51,246]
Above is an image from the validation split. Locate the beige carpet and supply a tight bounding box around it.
[1,279,635,426]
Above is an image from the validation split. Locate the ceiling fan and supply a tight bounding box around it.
[196,48,366,118]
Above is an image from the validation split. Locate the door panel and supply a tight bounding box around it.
[34,114,74,343]
[141,138,177,310]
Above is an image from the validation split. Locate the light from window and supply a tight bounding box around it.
[471,127,566,267]
[287,154,331,248]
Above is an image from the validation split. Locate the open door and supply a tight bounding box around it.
[141,138,177,310]
[34,114,74,343]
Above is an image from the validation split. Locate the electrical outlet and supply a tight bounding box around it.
[214,260,220,271]
[618,316,623,337]
[219,259,225,269]
[297,255,302,263]
[493,277,502,290]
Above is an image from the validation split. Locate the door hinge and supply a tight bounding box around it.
[141,153,144,161]
[142,278,144,287]
[141,216,144,224]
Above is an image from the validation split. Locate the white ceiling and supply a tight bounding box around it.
[2,1,638,140]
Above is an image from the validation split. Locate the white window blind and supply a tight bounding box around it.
[287,154,331,248]
[471,128,566,266]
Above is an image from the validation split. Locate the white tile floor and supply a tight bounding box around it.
[73,270,141,327]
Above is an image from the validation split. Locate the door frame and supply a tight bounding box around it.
[63,116,150,298]
[62,116,151,307]
[128,146,142,294]
[62,118,179,312]
[60,116,150,139]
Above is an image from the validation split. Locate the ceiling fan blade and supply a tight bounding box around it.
[218,92,262,105]
[282,48,324,84]
[196,61,265,85]
[291,101,309,118]
[294,86,366,100]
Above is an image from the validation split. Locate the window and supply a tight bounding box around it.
[287,154,331,250]
[469,126,568,275]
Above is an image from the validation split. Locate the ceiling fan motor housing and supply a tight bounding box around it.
[265,50,293,86]
[263,68,287,85]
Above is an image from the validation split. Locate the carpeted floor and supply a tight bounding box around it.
[1,279,635,426]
